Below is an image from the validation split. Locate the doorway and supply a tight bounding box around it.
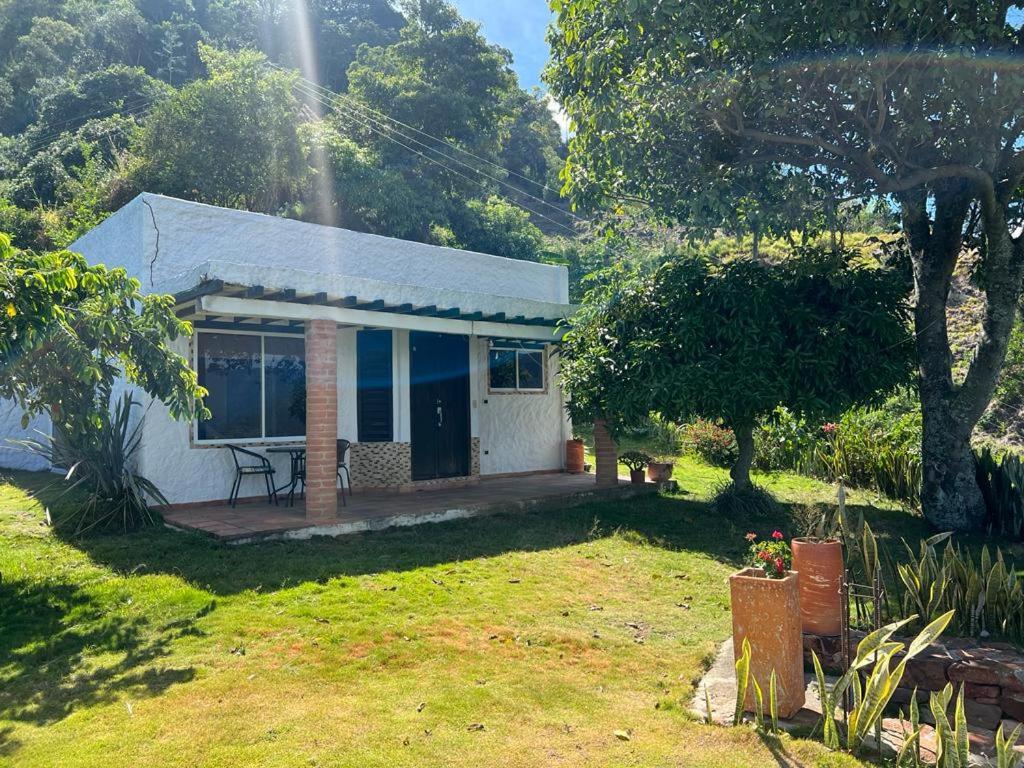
[409,332,471,481]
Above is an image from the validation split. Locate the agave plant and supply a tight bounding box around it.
[17,392,166,534]
[812,610,954,754]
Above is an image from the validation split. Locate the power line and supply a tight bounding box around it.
[267,61,573,206]
[18,98,156,157]
[289,77,583,230]
[288,80,584,238]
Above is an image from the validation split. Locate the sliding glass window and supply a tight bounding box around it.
[196,332,307,441]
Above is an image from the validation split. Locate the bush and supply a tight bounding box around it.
[817,404,922,505]
[710,481,781,518]
[754,406,822,473]
[976,445,1024,538]
[680,419,738,468]
[20,393,166,534]
[753,393,922,506]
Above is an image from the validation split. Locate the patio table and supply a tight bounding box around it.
[266,445,306,503]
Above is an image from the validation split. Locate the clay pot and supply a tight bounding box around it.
[791,538,844,636]
[729,568,805,718]
[629,468,646,484]
[647,462,674,482]
[565,439,585,474]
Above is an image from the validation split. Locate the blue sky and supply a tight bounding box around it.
[450,1,553,91]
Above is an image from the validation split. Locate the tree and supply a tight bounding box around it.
[547,0,1024,529]
[559,249,914,488]
[448,195,544,261]
[0,232,206,441]
[134,46,309,212]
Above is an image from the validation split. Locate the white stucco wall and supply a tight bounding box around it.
[73,194,569,306]
[475,340,569,476]
[133,336,298,504]
[133,330,568,505]
[0,401,52,471]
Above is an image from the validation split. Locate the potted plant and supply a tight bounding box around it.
[729,530,805,718]
[791,508,844,636]
[565,436,585,474]
[646,456,674,483]
[619,451,652,483]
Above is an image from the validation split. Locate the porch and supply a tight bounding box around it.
[161,473,659,544]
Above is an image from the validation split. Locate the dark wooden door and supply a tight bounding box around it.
[410,332,470,481]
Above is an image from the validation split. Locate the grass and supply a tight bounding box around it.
[0,458,985,768]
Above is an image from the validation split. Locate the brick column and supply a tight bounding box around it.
[304,319,338,519]
[593,417,618,487]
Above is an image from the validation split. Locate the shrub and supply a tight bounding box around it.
[20,393,167,534]
[753,393,923,506]
[681,419,738,468]
[754,406,822,474]
[975,445,1024,538]
[711,481,780,518]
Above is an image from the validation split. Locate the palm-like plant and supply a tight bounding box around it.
[17,392,167,534]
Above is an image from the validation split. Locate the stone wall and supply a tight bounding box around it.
[349,442,412,488]
[805,632,1024,730]
[348,438,481,489]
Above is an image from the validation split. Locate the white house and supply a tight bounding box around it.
[1,193,579,519]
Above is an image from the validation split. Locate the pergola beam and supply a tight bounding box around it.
[198,295,563,342]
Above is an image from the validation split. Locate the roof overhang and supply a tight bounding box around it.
[167,260,573,343]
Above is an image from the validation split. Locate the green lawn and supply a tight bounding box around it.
[0,459,947,767]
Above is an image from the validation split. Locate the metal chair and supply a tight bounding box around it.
[336,439,351,507]
[226,445,277,507]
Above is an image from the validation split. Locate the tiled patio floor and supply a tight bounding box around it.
[161,472,660,544]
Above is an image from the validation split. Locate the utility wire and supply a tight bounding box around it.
[18,98,156,157]
[266,61,572,205]
[289,79,584,238]
[289,77,583,230]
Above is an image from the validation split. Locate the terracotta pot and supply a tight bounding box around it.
[565,439,585,474]
[729,568,805,718]
[791,537,844,637]
[629,468,646,484]
[647,462,674,482]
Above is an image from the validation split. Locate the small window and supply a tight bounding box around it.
[488,346,546,392]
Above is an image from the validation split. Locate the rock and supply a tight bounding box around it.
[802,632,843,673]
[891,687,930,708]
[1001,692,1024,722]
[967,726,998,757]
[965,682,1001,699]
[949,654,1024,692]
[903,655,952,692]
[964,699,1004,731]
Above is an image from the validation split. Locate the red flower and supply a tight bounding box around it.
[772,530,784,540]
[758,550,771,561]
[822,422,838,434]
[774,557,785,574]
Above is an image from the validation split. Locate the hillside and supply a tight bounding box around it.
[0,0,572,257]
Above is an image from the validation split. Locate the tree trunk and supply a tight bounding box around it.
[730,422,754,489]
[905,190,1024,530]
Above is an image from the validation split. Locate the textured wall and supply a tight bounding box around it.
[0,402,51,471]
[73,194,570,305]
[349,442,412,487]
[476,340,568,476]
